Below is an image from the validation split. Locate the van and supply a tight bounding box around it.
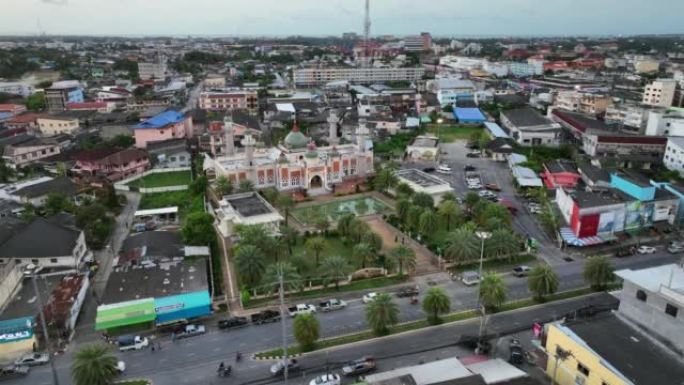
[118,336,149,352]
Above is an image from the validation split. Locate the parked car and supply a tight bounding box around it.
[251,310,281,325]
[118,335,149,352]
[437,164,452,174]
[637,245,656,254]
[287,304,317,317]
[396,285,419,298]
[464,164,476,171]
[461,271,481,286]
[484,183,501,191]
[0,365,29,380]
[478,190,498,201]
[362,292,378,304]
[512,265,531,277]
[319,299,347,312]
[175,324,206,339]
[309,373,341,385]
[14,353,49,367]
[218,316,249,330]
[467,183,483,190]
[270,359,300,376]
[422,167,436,173]
[466,151,481,158]
[667,244,684,254]
[342,356,376,376]
[615,247,635,258]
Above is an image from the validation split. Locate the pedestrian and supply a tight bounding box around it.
[151,344,155,353]
[157,342,162,350]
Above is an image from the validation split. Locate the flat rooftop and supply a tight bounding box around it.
[410,136,439,148]
[0,274,63,321]
[395,169,449,188]
[570,189,627,208]
[615,263,684,293]
[564,313,684,384]
[225,193,274,218]
[102,259,208,304]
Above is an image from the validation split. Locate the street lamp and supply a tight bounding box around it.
[475,231,491,287]
[475,231,491,354]
[436,118,444,140]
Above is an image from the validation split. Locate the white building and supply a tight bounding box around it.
[646,109,684,136]
[634,56,660,74]
[605,104,650,129]
[215,193,284,237]
[293,67,425,86]
[500,108,562,147]
[405,135,440,161]
[0,82,35,97]
[553,91,612,115]
[643,79,677,107]
[392,169,454,205]
[664,137,684,175]
[199,90,258,114]
[138,59,168,80]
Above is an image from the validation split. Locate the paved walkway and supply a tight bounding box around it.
[362,214,441,276]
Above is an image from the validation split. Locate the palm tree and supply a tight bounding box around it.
[215,175,233,196]
[527,264,559,301]
[305,236,327,266]
[418,210,438,239]
[56,161,68,177]
[374,168,397,193]
[444,227,480,263]
[389,245,416,275]
[262,262,301,293]
[277,194,295,226]
[71,344,118,385]
[422,287,451,324]
[362,231,383,253]
[234,245,266,287]
[440,192,457,202]
[320,255,350,290]
[352,243,375,268]
[583,255,615,291]
[464,192,481,212]
[365,293,399,336]
[412,192,434,209]
[337,213,355,237]
[396,199,412,224]
[280,225,299,256]
[313,215,329,234]
[239,179,254,192]
[349,219,370,244]
[437,200,461,231]
[479,272,507,311]
[395,182,414,198]
[292,313,320,352]
[406,206,423,233]
[486,229,520,260]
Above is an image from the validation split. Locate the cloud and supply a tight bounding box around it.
[41,0,68,5]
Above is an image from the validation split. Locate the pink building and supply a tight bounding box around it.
[73,148,150,182]
[133,110,193,148]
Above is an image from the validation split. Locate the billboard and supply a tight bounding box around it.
[597,211,615,234]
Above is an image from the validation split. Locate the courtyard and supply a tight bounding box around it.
[291,195,392,226]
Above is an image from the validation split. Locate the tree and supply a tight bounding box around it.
[441,192,457,202]
[239,179,254,192]
[583,255,615,291]
[292,313,320,352]
[396,199,412,224]
[352,243,375,268]
[215,176,233,196]
[444,227,480,263]
[234,245,266,287]
[395,182,414,198]
[389,245,416,275]
[412,192,434,209]
[181,212,216,246]
[348,218,370,244]
[55,162,68,177]
[437,200,461,231]
[71,344,118,385]
[406,205,423,233]
[305,237,327,266]
[280,225,299,256]
[45,192,75,216]
[262,262,301,293]
[527,264,559,301]
[320,255,350,290]
[336,213,355,237]
[189,175,208,195]
[374,168,397,193]
[277,194,295,226]
[464,192,481,212]
[365,293,399,336]
[479,272,507,311]
[26,92,46,111]
[361,231,383,253]
[418,209,438,238]
[422,287,451,324]
[313,215,329,234]
[486,229,520,260]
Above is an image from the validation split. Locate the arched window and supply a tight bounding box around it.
[636,290,647,302]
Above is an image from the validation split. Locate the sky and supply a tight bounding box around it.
[2,0,684,37]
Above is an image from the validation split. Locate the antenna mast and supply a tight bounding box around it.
[363,0,371,66]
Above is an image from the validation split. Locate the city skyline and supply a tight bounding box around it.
[2,0,684,37]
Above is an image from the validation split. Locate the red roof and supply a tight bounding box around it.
[7,112,39,124]
[0,104,26,112]
[596,136,667,145]
[67,102,107,109]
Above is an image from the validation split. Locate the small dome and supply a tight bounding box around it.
[284,124,308,149]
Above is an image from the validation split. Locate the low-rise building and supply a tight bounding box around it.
[72,147,150,182]
[0,176,76,206]
[37,115,80,136]
[405,135,440,161]
[198,90,258,114]
[215,192,284,237]
[393,169,454,205]
[0,104,27,117]
[66,101,114,113]
[0,82,35,98]
[634,56,660,73]
[133,110,193,149]
[1,134,61,169]
[146,138,191,169]
[643,79,677,107]
[553,91,611,115]
[45,80,84,112]
[542,160,581,189]
[500,108,562,147]
[204,76,226,89]
[664,137,684,175]
[605,104,649,129]
[293,67,425,86]
[646,108,684,137]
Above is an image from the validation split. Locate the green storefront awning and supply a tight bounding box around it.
[96,298,156,330]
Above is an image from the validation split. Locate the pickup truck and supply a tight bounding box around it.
[0,365,29,380]
[319,299,347,312]
[251,309,281,325]
[287,304,316,317]
[396,286,419,298]
[118,335,149,352]
[342,356,376,376]
[270,359,300,377]
[174,324,206,339]
[218,316,249,330]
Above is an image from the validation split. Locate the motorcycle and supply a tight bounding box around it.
[410,296,418,305]
[236,351,242,362]
[217,364,232,377]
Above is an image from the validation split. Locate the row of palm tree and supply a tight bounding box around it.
[214,175,255,196]
[443,226,520,264]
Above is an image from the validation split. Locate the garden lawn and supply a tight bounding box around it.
[127,170,191,188]
[427,125,484,142]
[138,190,203,218]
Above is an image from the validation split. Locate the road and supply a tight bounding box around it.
[8,251,675,385]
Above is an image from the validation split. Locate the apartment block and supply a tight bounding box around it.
[198,90,258,113]
[643,79,677,107]
[554,91,612,115]
[293,67,425,86]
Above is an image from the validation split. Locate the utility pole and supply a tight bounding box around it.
[31,274,60,385]
[278,271,289,382]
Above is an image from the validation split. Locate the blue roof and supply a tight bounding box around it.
[134,110,186,129]
[154,290,211,315]
[453,108,485,122]
[484,122,510,139]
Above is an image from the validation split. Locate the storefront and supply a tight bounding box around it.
[154,291,211,325]
[95,298,156,331]
[0,317,36,359]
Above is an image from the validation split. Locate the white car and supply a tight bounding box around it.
[637,245,656,254]
[437,164,452,174]
[467,183,482,190]
[116,361,126,373]
[362,292,378,304]
[309,373,341,385]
